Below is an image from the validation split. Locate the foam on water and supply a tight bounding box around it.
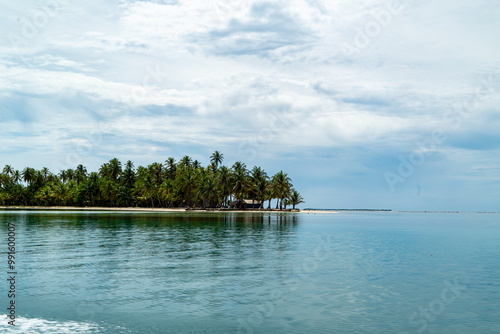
[1,316,102,333]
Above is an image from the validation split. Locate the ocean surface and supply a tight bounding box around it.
[1,211,499,333]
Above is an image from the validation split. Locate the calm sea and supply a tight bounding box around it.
[1,211,499,333]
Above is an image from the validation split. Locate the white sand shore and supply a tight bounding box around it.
[0,206,341,214]
[0,206,187,212]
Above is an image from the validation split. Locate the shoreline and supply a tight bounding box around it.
[0,206,337,214]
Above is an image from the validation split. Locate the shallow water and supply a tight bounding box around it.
[1,211,499,333]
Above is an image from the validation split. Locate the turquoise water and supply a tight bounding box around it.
[1,211,499,333]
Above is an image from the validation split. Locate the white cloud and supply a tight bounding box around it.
[1,0,499,209]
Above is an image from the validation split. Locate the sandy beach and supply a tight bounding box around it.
[0,206,337,214]
[0,206,189,213]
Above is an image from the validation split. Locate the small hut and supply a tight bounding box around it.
[230,199,262,209]
[242,199,261,209]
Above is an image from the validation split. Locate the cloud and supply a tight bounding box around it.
[192,2,314,58]
[1,0,499,210]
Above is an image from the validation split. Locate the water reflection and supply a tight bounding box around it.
[0,211,300,228]
[0,212,302,332]
[3,212,497,334]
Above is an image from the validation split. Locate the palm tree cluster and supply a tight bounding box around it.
[0,152,305,209]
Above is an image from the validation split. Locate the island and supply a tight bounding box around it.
[0,151,304,211]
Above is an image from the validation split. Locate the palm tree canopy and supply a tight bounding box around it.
[210,151,224,168]
[0,153,301,209]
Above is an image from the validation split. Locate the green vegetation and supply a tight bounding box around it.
[0,152,304,210]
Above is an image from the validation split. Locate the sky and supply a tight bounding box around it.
[1,0,499,211]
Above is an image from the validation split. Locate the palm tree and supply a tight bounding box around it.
[122,161,136,189]
[0,173,9,188]
[288,190,305,209]
[22,167,35,186]
[65,169,75,182]
[231,163,249,205]
[264,187,274,209]
[251,166,267,182]
[53,182,68,206]
[250,166,268,203]
[272,171,292,210]
[47,173,58,183]
[217,166,231,207]
[100,179,118,206]
[232,161,246,173]
[108,158,122,182]
[59,170,68,183]
[12,170,21,184]
[254,178,269,209]
[158,179,175,207]
[193,160,201,169]
[75,165,87,185]
[3,165,13,176]
[210,151,223,169]
[148,162,163,185]
[165,157,176,180]
[35,186,52,206]
[174,166,196,207]
[180,155,192,168]
[84,172,100,206]
[41,167,50,181]
[198,176,218,208]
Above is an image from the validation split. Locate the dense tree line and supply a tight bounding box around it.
[0,152,305,210]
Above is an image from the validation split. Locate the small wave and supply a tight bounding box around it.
[1,316,102,333]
